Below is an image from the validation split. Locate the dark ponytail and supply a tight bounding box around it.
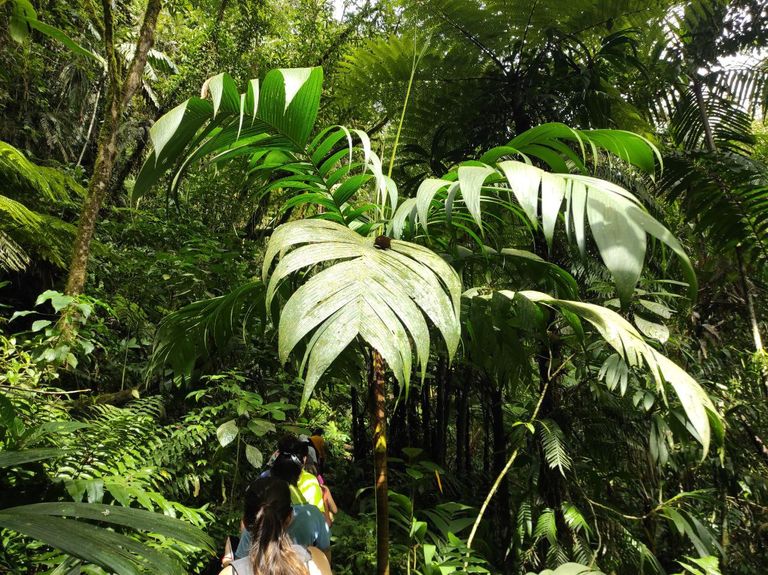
[243,478,308,575]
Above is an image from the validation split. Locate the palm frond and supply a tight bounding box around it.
[0,503,213,575]
[467,289,722,455]
[669,89,755,154]
[133,68,324,202]
[394,135,695,307]
[660,150,768,258]
[150,281,266,376]
[263,219,462,408]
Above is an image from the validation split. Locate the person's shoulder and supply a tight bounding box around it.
[293,503,325,519]
[300,470,321,488]
[225,557,251,575]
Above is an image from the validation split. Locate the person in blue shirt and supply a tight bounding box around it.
[235,457,330,562]
[221,478,330,575]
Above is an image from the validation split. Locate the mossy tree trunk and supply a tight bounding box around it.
[64,0,163,296]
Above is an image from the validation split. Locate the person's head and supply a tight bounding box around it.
[270,452,303,485]
[288,438,309,460]
[277,433,298,454]
[311,428,324,437]
[242,478,307,575]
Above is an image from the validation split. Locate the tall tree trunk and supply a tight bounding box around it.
[443,365,452,465]
[407,386,419,447]
[351,385,363,462]
[482,391,490,483]
[736,246,764,354]
[464,381,472,476]
[391,379,410,456]
[433,357,446,464]
[64,0,163,296]
[371,350,389,575]
[456,376,466,472]
[421,378,432,455]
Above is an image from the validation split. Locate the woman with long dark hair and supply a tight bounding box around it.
[220,477,332,575]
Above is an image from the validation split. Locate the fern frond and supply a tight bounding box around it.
[0,140,82,270]
[660,150,768,258]
[538,418,573,475]
[0,230,29,271]
[0,141,85,203]
[150,281,266,376]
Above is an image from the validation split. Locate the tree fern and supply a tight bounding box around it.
[0,141,82,269]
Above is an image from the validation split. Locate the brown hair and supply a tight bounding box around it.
[243,478,308,575]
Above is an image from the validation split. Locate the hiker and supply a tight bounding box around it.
[294,439,339,526]
[220,477,331,575]
[261,435,337,524]
[308,428,326,474]
[234,456,331,562]
[286,439,326,513]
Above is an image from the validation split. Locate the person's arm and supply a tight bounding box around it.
[218,567,234,575]
[321,485,338,514]
[234,525,250,559]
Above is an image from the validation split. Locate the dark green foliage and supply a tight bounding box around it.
[2,1,768,574]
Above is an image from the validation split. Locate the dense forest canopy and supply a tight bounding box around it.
[1,0,767,574]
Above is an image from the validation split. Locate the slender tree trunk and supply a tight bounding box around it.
[407,387,419,447]
[443,365,452,465]
[456,377,466,472]
[433,358,446,464]
[76,79,103,168]
[352,385,362,462]
[421,378,432,455]
[464,383,472,476]
[64,0,163,296]
[736,246,764,354]
[371,350,389,575]
[482,392,490,482]
[390,378,408,455]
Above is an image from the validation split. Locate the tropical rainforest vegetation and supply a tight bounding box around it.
[1,0,767,574]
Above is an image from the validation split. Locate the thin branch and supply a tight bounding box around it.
[467,379,547,549]
[514,0,540,76]
[119,0,163,109]
[76,78,104,168]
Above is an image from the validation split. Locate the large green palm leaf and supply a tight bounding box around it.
[473,289,722,455]
[394,153,695,307]
[262,219,461,408]
[0,452,213,575]
[149,281,267,376]
[133,68,324,201]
